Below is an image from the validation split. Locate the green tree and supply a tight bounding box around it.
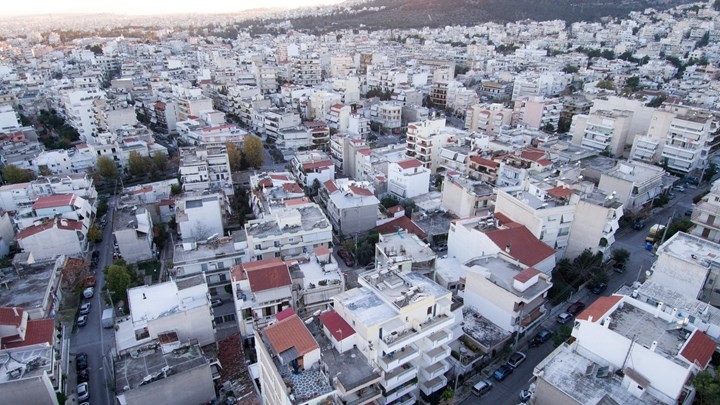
[612,248,630,265]
[87,225,102,242]
[1,164,36,184]
[97,156,118,179]
[704,163,718,183]
[106,264,131,304]
[695,367,720,405]
[170,183,182,195]
[381,195,400,208]
[562,64,579,74]
[127,151,149,177]
[624,76,640,91]
[553,324,572,347]
[96,198,108,218]
[226,142,243,172]
[597,80,616,90]
[151,152,168,173]
[243,135,264,168]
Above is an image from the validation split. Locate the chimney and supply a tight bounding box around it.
[604,316,611,328]
[588,315,593,323]
[650,341,657,352]
[505,244,511,253]
[655,302,663,318]
[671,307,678,319]
[12,307,18,317]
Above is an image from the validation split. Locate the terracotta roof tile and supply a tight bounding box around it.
[3,319,54,348]
[576,295,623,322]
[319,310,356,341]
[324,180,338,193]
[275,307,296,322]
[396,159,423,170]
[348,185,373,196]
[0,307,24,327]
[469,156,500,168]
[242,259,292,292]
[32,194,76,210]
[282,183,303,193]
[376,216,427,239]
[285,197,311,206]
[302,160,333,170]
[514,267,540,283]
[264,314,319,357]
[547,186,573,199]
[680,330,716,369]
[485,226,555,267]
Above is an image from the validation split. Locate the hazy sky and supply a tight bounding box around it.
[4,0,346,16]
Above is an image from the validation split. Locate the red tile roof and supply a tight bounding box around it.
[314,246,330,257]
[302,160,333,170]
[349,185,373,196]
[514,267,540,283]
[520,148,546,162]
[485,226,555,267]
[269,174,292,181]
[282,183,303,193]
[396,159,422,170]
[275,307,296,322]
[547,186,573,199]
[386,205,404,215]
[493,212,521,227]
[357,148,372,156]
[319,310,356,341]
[537,159,552,166]
[16,218,83,239]
[264,314,319,357]
[0,307,24,327]
[242,258,292,292]
[376,216,427,239]
[285,197,311,206]
[576,295,623,322]
[258,178,273,188]
[680,330,717,369]
[324,180,338,193]
[469,156,500,168]
[33,194,76,210]
[3,319,54,348]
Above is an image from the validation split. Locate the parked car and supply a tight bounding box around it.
[529,329,553,347]
[566,301,586,316]
[506,351,527,369]
[82,287,94,298]
[493,364,514,381]
[472,379,494,397]
[77,315,88,327]
[591,282,608,294]
[77,369,89,383]
[75,353,88,371]
[674,185,686,192]
[77,382,90,401]
[210,298,223,307]
[613,262,626,273]
[685,209,693,217]
[520,389,532,402]
[337,248,355,267]
[557,312,573,324]
[79,303,91,315]
[632,219,645,230]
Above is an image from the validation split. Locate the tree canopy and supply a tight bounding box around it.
[243,135,264,168]
[106,264,131,304]
[1,164,36,184]
[97,156,118,179]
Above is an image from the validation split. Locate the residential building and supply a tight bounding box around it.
[369,102,403,132]
[388,159,431,199]
[290,150,335,188]
[329,134,367,176]
[320,179,379,236]
[495,148,553,188]
[17,218,87,260]
[178,145,233,196]
[113,206,154,264]
[0,255,66,319]
[468,155,501,184]
[15,193,94,231]
[597,160,666,214]
[0,343,61,405]
[440,173,495,218]
[447,214,557,274]
[464,103,513,137]
[406,118,457,173]
[511,96,562,131]
[172,232,248,294]
[175,193,225,242]
[463,254,552,335]
[173,86,214,121]
[690,178,720,243]
[291,55,322,86]
[115,275,216,353]
[375,230,436,275]
[326,103,351,132]
[533,294,716,405]
[114,338,215,405]
[230,258,293,340]
[244,201,332,261]
[0,210,14,257]
[571,109,634,156]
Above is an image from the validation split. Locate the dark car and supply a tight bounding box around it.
[613,262,626,273]
[632,219,645,230]
[529,329,553,347]
[493,364,514,381]
[591,283,608,294]
[506,351,527,369]
[210,298,223,307]
[76,353,88,371]
[566,301,586,316]
[337,248,355,267]
[77,369,90,383]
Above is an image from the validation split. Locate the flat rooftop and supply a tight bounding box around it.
[0,345,53,384]
[657,232,720,269]
[536,345,664,405]
[114,342,209,393]
[462,307,511,349]
[128,276,209,325]
[434,256,466,283]
[413,209,453,237]
[173,232,246,265]
[377,231,435,264]
[359,269,450,310]
[335,288,396,328]
[245,205,330,239]
[0,262,55,310]
[290,255,342,290]
[466,256,551,300]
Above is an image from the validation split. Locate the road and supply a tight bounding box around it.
[70,196,117,405]
[459,185,703,404]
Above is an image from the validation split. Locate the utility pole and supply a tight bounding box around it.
[658,209,675,247]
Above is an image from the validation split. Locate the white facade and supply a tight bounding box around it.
[113,207,154,264]
[388,159,430,199]
[176,194,225,242]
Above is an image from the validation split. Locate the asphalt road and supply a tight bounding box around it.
[70,197,117,405]
[458,185,705,405]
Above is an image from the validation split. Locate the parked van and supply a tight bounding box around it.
[472,379,494,396]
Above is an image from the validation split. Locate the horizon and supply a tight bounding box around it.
[3,0,346,17]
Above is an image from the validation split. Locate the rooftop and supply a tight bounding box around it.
[656,231,720,270]
[114,341,209,393]
[127,275,209,326]
[172,232,246,265]
[462,307,511,349]
[0,260,58,311]
[377,231,435,266]
[465,256,551,300]
[359,269,450,310]
[245,204,329,240]
[334,288,396,328]
[0,345,54,384]
[536,344,664,405]
[289,255,342,290]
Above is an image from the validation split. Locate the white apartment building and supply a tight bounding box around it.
[93,99,138,133]
[326,103,351,132]
[464,103,513,137]
[690,178,720,243]
[598,160,666,213]
[60,88,104,142]
[571,109,634,156]
[244,201,332,261]
[388,159,431,199]
[113,206,154,264]
[290,150,335,188]
[406,118,450,172]
[17,218,87,260]
[532,294,716,405]
[0,174,97,212]
[15,193,94,231]
[321,179,380,235]
[329,133,367,177]
[511,72,572,100]
[369,102,403,131]
[115,275,216,354]
[173,86,214,121]
[291,55,322,86]
[446,85,479,115]
[262,109,302,141]
[0,104,20,130]
[512,96,562,131]
[440,173,495,218]
[463,255,552,334]
[308,90,342,121]
[175,193,225,242]
[333,268,457,402]
[178,145,233,196]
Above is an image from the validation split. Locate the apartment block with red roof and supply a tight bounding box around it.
[14,192,94,231]
[320,178,380,235]
[532,294,717,405]
[388,159,431,199]
[17,217,87,260]
[290,150,335,188]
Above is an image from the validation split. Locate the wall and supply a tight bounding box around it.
[440,181,476,218]
[339,203,378,235]
[257,334,292,405]
[115,228,153,264]
[148,305,215,347]
[122,363,215,405]
[0,374,59,405]
[463,267,517,332]
[19,229,83,260]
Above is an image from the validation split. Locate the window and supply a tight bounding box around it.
[201,263,208,272]
[427,306,432,315]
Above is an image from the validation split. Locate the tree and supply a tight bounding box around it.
[170,183,182,195]
[96,198,108,218]
[562,64,579,74]
[243,135,264,168]
[97,156,118,179]
[624,76,640,91]
[226,142,243,172]
[612,248,630,265]
[381,195,400,208]
[694,367,720,405]
[1,164,36,184]
[87,225,102,243]
[704,163,718,183]
[128,151,150,177]
[151,152,168,173]
[62,258,90,289]
[596,80,616,90]
[106,264,131,304]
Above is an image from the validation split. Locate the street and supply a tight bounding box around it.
[70,197,117,405]
[458,185,702,405]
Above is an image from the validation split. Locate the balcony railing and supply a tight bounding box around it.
[376,343,419,372]
[419,375,447,396]
[421,359,449,380]
[421,344,451,365]
[384,380,417,403]
[381,363,416,390]
[342,383,382,405]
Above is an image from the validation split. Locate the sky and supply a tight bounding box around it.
[4,0,346,16]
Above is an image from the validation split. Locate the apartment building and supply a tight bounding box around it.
[172,232,248,294]
[0,210,14,257]
[331,268,457,402]
[244,201,332,261]
[570,109,634,156]
[329,134,367,176]
[406,118,452,172]
[511,72,571,100]
[532,294,716,405]
[690,178,720,243]
[291,55,322,86]
[93,98,138,133]
[15,193,94,231]
[598,160,666,213]
[290,150,335,188]
[496,148,553,188]
[326,103,351,132]
[113,206,154,264]
[388,159,431,199]
[512,96,562,131]
[0,342,62,405]
[60,88,104,142]
[17,218,87,260]
[262,109,302,141]
[174,193,225,242]
[321,179,380,235]
[463,255,552,335]
[429,81,449,109]
[0,255,66,320]
[464,103,513,137]
[230,258,293,339]
[468,155,501,184]
[173,86,214,121]
[440,173,495,218]
[369,102,403,132]
[178,145,233,196]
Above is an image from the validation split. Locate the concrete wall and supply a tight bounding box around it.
[0,375,59,405]
[148,305,215,347]
[18,229,83,260]
[339,203,378,235]
[115,228,153,264]
[122,363,215,405]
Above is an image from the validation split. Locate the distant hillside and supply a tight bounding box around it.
[244,0,699,32]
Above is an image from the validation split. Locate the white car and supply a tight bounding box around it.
[557,312,573,324]
[80,303,91,315]
[83,287,94,299]
[507,351,527,368]
[77,382,89,401]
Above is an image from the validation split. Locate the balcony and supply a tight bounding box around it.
[342,383,382,405]
[381,363,417,390]
[419,375,447,396]
[380,314,453,354]
[377,343,419,372]
[384,380,417,403]
[421,344,451,366]
[420,359,449,381]
[391,393,416,405]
